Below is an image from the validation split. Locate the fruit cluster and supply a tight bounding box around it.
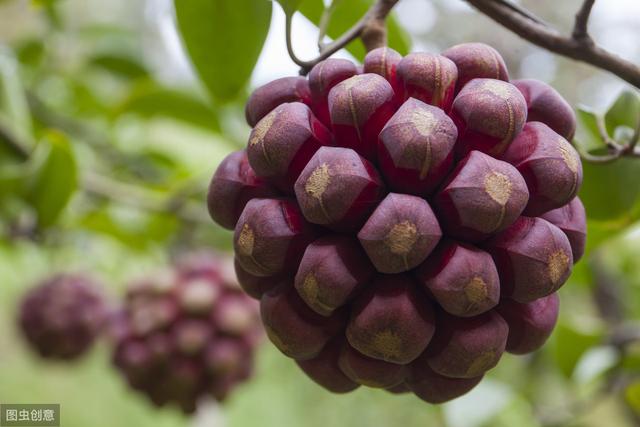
[18,273,107,360]
[207,43,586,403]
[110,253,261,413]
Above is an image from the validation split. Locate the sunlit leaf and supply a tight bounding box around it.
[605,90,640,137]
[0,47,33,151]
[174,0,272,102]
[574,106,606,155]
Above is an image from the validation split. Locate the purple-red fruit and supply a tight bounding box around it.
[328,73,396,160]
[338,343,406,388]
[247,102,332,193]
[295,235,374,316]
[485,216,573,303]
[346,274,435,364]
[502,122,583,216]
[425,310,508,379]
[296,338,360,393]
[308,58,359,126]
[378,98,457,196]
[442,43,509,92]
[234,198,317,277]
[358,193,442,273]
[497,293,559,354]
[408,354,483,403]
[451,78,528,157]
[234,258,281,299]
[363,47,403,99]
[245,76,311,126]
[19,274,106,360]
[260,284,345,360]
[207,150,278,230]
[541,197,587,263]
[434,150,529,242]
[416,240,500,317]
[396,53,458,110]
[513,79,577,140]
[294,147,386,232]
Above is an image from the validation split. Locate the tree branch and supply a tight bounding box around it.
[465,0,640,89]
[573,0,596,42]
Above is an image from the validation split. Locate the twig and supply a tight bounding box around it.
[317,1,337,52]
[285,0,400,74]
[465,0,640,89]
[573,0,597,42]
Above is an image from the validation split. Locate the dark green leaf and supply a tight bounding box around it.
[299,0,411,62]
[605,90,640,137]
[25,132,77,227]
[88,53,149,80]
[174,0,272,102]
[277,0,303,15]
[625,381,640,416]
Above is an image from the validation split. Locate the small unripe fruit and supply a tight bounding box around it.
[328,73,396,160]
[358,193,442,273]
[425,310,508,379]
[338,343,406,388]
[295,235,374,316]
[378,98,457,196]
[245,76,312,127]
[513,79,577,140]
[485,217,573,303]
[451,79,527,157]
[260,284,345,360]
[364,47,403,99]
[247,102,332,193]
[19,274,107,360]
[497,293,559,354]
[396,53,458,110]
[434,150,529,242]
[296,338,360,393]
[234,198,317,277]
[442,42,509,92]
[346,274,435,364]
[408,358,483,403]
[295,147,386,232]
[501,122,583,216]
[416,240,500,317]
[308,58,359,126]
[207,150,278,230]
[541,197,587,263]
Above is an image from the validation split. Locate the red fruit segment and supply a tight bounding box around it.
[207,150,278,230]
[396,53,458,110]
[442,42,509,92]
[260,284,345,360]
[502,122,583,216]
[364,47,403,99]
[513,79,577,140]
[416,240,500,317]
[328,73,396,160]
[451,78,528,157]
[295,235,374,316]
[308,58,358,126]
[497,293,559,354]
[245,76,311,127]
[408,358,483,403]
[247,102,333,193]
[425,310,508,379]
[294,147,386,232]
[233,258,281,299]
[484,217,573,303]
[234,198,317,277]
[338,343,406,388]
[541,197,587,263]
[346,274,436,364]
[378,98,457,196]
[296,338,360,393]
[358,193,442,273]
[434,150,529,242]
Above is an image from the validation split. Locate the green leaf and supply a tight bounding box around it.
[174,0,272,102]
[0,47,33,150]
[625,381,640,416]
[551,321,603,377]
[574,106,607,155]
[605,90,640,137]
[88,53,149,80]
[25,132,78,227]
[114,82,220,131]
[277,0,303,15]
[299,0,411,62]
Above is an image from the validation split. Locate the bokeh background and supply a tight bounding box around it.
[1,0,640,426]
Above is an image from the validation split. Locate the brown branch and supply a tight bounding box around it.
[573,0,596,42]
[285,0,400,74]
[465,0,640,89]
